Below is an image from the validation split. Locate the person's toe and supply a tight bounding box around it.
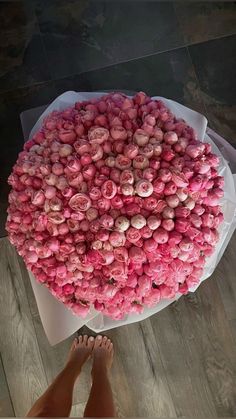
[82,335,88,346]
[77,335,83,345]
[94,335,103,349]
[109,342,114,353]
[101,336,108,347]
[70,338,77,352]
[88,336,95,349]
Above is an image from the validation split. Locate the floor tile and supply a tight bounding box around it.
[189,35,236,146]
[0,81,56,236]
[53,47,205,113]
[0,1,51,93]
[0,195,9,238]
[175,2,236,45]
[36,0,184,79]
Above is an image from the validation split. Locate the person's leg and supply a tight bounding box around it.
[84,335,115,418]
[26,335,94,417]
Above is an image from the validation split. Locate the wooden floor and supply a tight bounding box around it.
[0,235,236,417]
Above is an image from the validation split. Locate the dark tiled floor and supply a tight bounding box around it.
[53,47,206,113]
[0,82,57,235]
[175,2,236,44]
[0,2,50,92]
[189,35,236,146]
[35,0,184,79]
[0,1,236,236]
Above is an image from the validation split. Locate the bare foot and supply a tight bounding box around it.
[66,335,95,377]
[92,335,114,376]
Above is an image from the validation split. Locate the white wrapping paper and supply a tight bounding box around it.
[23,92,236,345]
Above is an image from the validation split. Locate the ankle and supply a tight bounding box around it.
[62,362,81,380]
[91,364,109,379]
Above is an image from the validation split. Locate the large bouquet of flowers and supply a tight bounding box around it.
[6,92,228,320]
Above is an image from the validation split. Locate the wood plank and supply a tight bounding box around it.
[215,231,236,321]
[70,402,86,417]
[17,253,175,415]
[0,238,48,416]
[5,234,236,417]
[17,254,39,318]
[138,319,177,417]
[107,321,176,417]
[150,297,217,417]
[0,353,15,417]
[105,325,142,417]
[229,319,236,345]
[31,315,91,405]
[18,252,175,415]
[183,280,236,416]
[18,252,92,404]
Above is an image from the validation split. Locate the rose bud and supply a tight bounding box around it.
[88,127,109,144]
[147,215,161,230]
[135,179,153,197]
[109,231,126,247]
[164,131,178,145]
[133,155,149,169]
[153,228,169,244]
[131,214,146,230]
[124,143,139,159]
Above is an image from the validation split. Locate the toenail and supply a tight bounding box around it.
[89,336,94,341]
[97,335,102,340]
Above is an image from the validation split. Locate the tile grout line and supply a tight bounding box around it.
[0,80,55,98]
[27,29,236,85]
[173,1,236,49]
[1,31,236,98]
[185,46,208,117]
[173,0,185,46]
[186,31,236,50]
[34,7,55,84]
[0,44,188,97]
[172,0,209,117]
[50,43,190,82]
